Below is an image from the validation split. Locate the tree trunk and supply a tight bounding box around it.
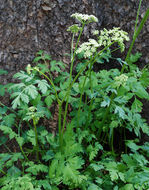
[0,0,149,121]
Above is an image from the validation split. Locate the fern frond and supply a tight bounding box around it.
[34,79,50,94]
[24,85,38,99]
[13,71,34,82]
[25,162,48,175]
[87,142,103,161]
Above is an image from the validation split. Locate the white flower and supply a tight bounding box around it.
[114,74,128,87]
[92,30,99,35]
[26,64,32,74]
[98,27,129,52]
[71,13,98,24]
[76,38,99,58]
[67,24,81,33]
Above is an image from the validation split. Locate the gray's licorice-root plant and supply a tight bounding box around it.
[0,6,149,190]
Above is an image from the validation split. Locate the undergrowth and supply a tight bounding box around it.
[0,4,149,190]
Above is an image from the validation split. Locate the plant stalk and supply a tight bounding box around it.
[98,8,149,138]
[33,118,39,161]
[61,23,85,140]
[121,8,149,74]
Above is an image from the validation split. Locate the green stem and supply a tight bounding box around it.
[0,169,6,175]
[61,43,114,139]
[134,0,143,38]
[61,24,85,140]
[43,56,54,82]
[61,42,115,105]
[58,102,63,149]
[77,68,91,127]
[33,118,39,161]
[98,8,149,138]
[85,62,94,128]
[111,129,115,155]
[121,8,149,74]
[3,144,12,153]
[69,23,85,83]
[0,101,17,114]
[71,33,75,62]
[124,127,127,154]
[59,44,115,142]
[35,69,60,104]
[97,93,115,137]
[19,144,29,161]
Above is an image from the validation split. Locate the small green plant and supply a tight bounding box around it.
[0,3,149,190]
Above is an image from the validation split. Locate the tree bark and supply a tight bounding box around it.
[0,0,149,122]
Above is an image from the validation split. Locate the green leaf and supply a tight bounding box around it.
[96,50,111,64]
[0,85,5,96]
[120,184,134,190]
[7,166,21,177]
[0,106,7,114]
[11,84,37,108]
[121,154,136,168]
[76,62,85,73]
[88,183,102,190]
[128,53,142,64]
[58,91,67,100]
[50,60,65,73]
[25,85,38,99]
[36,50,44,55]
[132,153,148,166]
[90,163,104,171]
[42,150,54,161]
[118,172,125,182]
[37,180,52,190]
[31,94,41,106]
[72,83,80,94]
[12,95,21,109]
[87,142,103,161]
[60,80,69,90]
[20,93,29,104]
[0,136,8,146]
[114,106,125,119]
[140,68,149,87]
[126,141,140,152]
[131,98,143,112]
[25,162,48,175]
[10,83,26,90]
[44,54,51,60]
[26,129,36,146]
[16,136,24,146]
[95,177,103,185]
[114,96,127,104]
[33,56,42,63]
[0,125,17,140]
[13,71,34,82]
[110,170,118,181]
[0,69,8,75]
[101,97,110,107]
[134,84,149,100]
[45,95,53,107]
[3,114,16,127]
[116,58,127,66]
[35,79,49,94]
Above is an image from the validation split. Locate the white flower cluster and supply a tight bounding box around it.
[98,27,129,52]
[26,64,39,74]
[92,30,99,35]
[71,13,98,24]
[67,24,81,33]
[76,39,99,58]
[26,64,32,74]
[114,74,128,87]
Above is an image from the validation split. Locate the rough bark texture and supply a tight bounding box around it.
[0,0,149,121]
